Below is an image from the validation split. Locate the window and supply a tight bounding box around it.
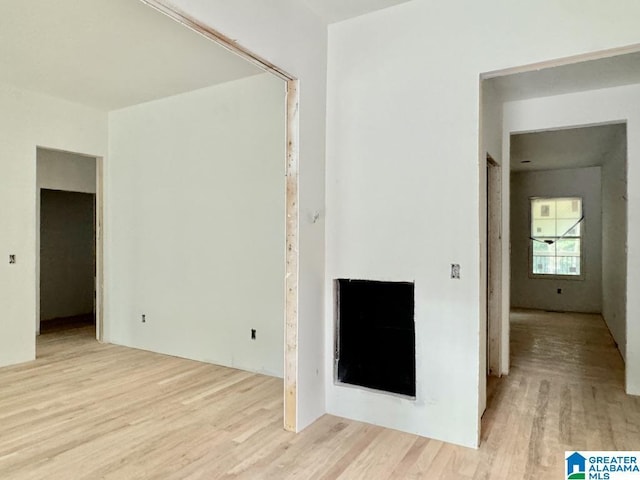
[530,197,583,276]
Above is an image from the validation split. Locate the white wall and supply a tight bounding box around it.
[37,149,97,194]
[0,82,107,367]
[326,0,640,447]
[511,167,602,312]
[602,128,627,359]
[107,73,286,377]
[503,84,640,399]
[482,82,505,164]
[163,0,328,429]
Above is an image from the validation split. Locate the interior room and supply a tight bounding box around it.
[0,0,287,377]
[1,1,640,478]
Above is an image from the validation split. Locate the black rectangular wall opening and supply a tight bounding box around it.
[335,279,415,397]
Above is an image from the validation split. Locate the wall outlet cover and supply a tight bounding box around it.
[451,264,460,279]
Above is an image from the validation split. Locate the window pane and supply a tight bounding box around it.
[557,219,580,236]
[532,199,556,219]
[556,238,580,256]
[532,239,554,255]
[533,256,555,274]
[556,198,582,219]
[566,223,581,236]
[557,256,580,275]
[532,218,557,237]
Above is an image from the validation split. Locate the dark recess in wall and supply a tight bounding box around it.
[336,279,415,397]
[40,189,96,322]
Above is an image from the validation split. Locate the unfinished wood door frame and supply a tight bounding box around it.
[486,154,502,376]
[141,0,300,432]
[95,157,104,343]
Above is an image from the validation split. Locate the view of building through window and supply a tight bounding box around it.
[530,197,582,276]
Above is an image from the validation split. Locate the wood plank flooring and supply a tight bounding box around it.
[0,310,638,479]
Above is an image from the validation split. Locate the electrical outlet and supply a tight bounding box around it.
[251,329,256,340]
[557,288,562,294]
[141,314,146,323]
[9,254,15,264]
[451,264,460,279]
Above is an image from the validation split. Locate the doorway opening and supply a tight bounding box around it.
[507,122,627,372]
[480,47,637,434]
[40,189,95,332]
[36,148,103,344]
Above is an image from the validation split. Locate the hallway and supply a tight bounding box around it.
[483,309,637,478]
[510,309,624,384]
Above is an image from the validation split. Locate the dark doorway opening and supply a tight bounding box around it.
[40,189,96,332]
[335,279,416,397]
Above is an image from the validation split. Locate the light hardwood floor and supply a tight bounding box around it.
[0,310,638,479]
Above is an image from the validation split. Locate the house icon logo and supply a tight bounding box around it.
[566,452,586,479]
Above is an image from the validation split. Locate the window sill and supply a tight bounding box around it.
[528,273,585,281]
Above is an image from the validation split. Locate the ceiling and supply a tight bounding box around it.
[301,0,412,23]
[0,0,415,111]
[0,0,263,111]
[510,123,626,172]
